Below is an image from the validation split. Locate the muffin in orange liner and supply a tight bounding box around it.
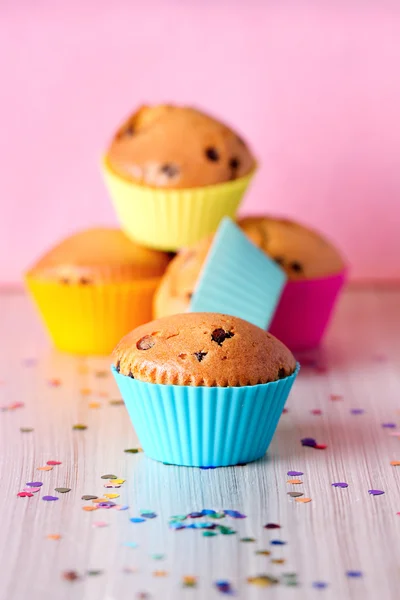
[25,228,171,355]
[102,105,257,250]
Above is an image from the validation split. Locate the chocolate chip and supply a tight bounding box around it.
[124,124,134,136]
[211,329,234,346]
[115,361,120,373]
[274,256,285,266]
[194,351,207,362]
[160,163,179,178]
[278,367,286,379]
[79,277,91,285]
[187,292,193,300]
[290,261,303,273]
[229,157,240,170]
[205,147,219,162]
[136,335,155,350]
[128,371,134,379]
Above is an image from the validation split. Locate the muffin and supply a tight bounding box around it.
[154,216,347,351]
[112,312,299,467]
[102,105,256,250]
[25,228,171,355]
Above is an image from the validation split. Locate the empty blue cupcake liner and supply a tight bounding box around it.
[112,363,299,467]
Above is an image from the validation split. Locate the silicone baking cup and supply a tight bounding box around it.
[269,271,347,352]
[25,275,161,355]
[112,363,299,467]
[101,158,256,251]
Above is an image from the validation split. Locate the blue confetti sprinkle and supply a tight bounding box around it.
[169,522,186,530]
[350,409,364,415]
[140,511,157,519]
[130,517,146,524]
[124,541,138,548]
[224,510,246,519]
[270,540,286,546]
[201,509,217,516]
[215,580,233,594]
[346,570,362,578]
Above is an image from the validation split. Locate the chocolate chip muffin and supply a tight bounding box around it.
[28,227,171,283]
[25,228,171,354]
[153,216,345,319]
[106,105,256,189]
[237,216,344,279]
[112,312,296,387]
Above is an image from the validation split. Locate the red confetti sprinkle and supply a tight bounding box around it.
[47,460,62,466]
[330,394,343,401]
[17,491,33,498]
[311,409,322,415]
[48,379,61,387]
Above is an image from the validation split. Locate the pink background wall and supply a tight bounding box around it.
[1,0,400,284]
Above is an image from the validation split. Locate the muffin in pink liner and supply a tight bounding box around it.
[154,216,346,351]
[269,271,347,352]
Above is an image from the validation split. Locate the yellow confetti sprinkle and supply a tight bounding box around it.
[153,570,168,577]
[390,461,400,466]
[112,479,125,485]
[248,575,278,587]
[287,479,303,485]
[82,506,98,512]
[104,493,120,499]
[295,497,312,503]
[80,388,92,396]
[37,466,53,471]
[73,424,87,430]
[46,534,61,541]
[89,402,101,409]
[182,575,197,587]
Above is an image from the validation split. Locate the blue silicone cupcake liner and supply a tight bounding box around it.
[112,364,299,467]
[190,217,287,330]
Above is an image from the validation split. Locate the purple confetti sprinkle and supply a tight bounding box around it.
[346,570,362,578]
[332,482,348,488]
[313,581,328,589]
[42,495,59,501]
[382,423,396,428]
[350,409,364,415]
[301,437,317,447]
[287,471,304,476]
[224,510,246,519]
[215,580,233,594]
[188,512,203,518]
[130,517,146,523]
[26,482,43,487]
[368,489,385,496]
[97,502,117,508]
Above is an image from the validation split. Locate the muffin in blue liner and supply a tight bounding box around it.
[111,312,299,468]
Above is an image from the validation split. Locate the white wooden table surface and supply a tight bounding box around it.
[1,287,400,600]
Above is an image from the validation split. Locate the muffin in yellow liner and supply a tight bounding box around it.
[25,228,171,355]
[102,104,257,250]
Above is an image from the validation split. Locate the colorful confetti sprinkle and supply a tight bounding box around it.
[72,424,87,430]
[92,521,108,528]
[203,531,217,537]
[80,388,92,396]
[346,570,362,578]
[124,448,143,453]
[152,554,165,560]
[104,493,119,499]
[55,487,71,494]
[20,427,34,433]
[287,479,303,484]
[368,489,385,496]
[124,542,138,548]
[271,558,286,565]
[282,572,298,586]
[153,570,168,577]
[182,575,197,588]
[112,479,126,485]
[270,540,286,545]
[288,492,304,498]
[287,470,303,476]
[295,497,312,503]
[87,570,103,576]
[82,495,98,500]
[256,550,271,556]
[89,402,101,409]
[23,486,41,493]
[390,461,400,466]
[42,495,59,501]
[247,574,278,587]
[37,465,53,471]
[48,379,61,387]
[240,537,256,543]
[47,460,62,465]
[140,511,157,519]
[382,423,396,428]
[332,482,348,488]
[264,523,281,529]
[330,394,343,401]
[311,409,323,415]
[26,481,43,487]
[62,571,79,581]
[313,581,328,589]
[130,518,146,524]
[46,534,61,540]
[224,509,246,519]
[82,506,98,512]
[215,580,234,594]
[101,474,117,479]
[17,491,33,498]
[350,409,364,415]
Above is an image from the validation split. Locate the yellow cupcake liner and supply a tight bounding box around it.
[101,157,256,251]
[25,275,161,355]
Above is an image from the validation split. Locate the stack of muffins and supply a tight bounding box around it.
[25,103,346,467]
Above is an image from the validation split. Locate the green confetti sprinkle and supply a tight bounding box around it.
[124,448,141,454]
[87,570,103,576]
[240,537,256,542]
[202,531,217,537]
[101,474,117,479]
[170,515,187,521]
[152,554,165,560]
[218,526,236,535]
[209,511,225,519]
